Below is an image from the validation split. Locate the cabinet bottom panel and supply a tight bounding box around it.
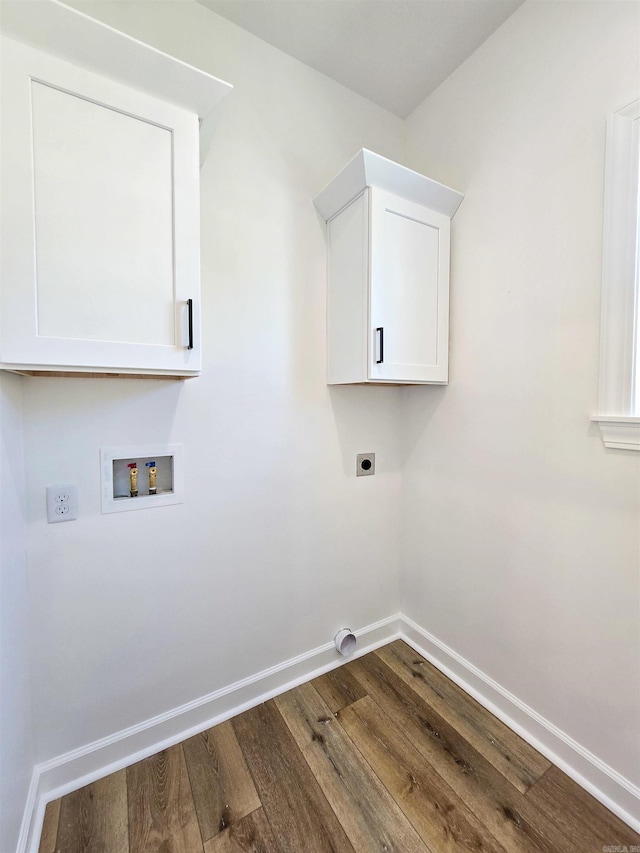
[3,368,196,380]
[327,379,448,386]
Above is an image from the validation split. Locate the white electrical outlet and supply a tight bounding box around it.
[356,453,376,476]
[46,484,78,523]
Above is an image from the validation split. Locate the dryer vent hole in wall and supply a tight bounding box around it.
[334,628,357,655]
[356,453,375,476]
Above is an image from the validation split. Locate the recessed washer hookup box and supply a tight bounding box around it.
[100,444,184,514]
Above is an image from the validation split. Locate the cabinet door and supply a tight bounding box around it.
[369,188,450,383]
[0,37,201,375]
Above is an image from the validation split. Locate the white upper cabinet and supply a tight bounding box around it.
[315,150,463,385]
[0,0,232,378]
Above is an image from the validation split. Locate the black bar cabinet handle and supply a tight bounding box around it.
[187,298,194,350]
[376,326,384,364]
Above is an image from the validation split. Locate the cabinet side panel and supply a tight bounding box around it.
[326,191,368,384]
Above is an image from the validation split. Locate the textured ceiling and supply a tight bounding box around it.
[198,0,524,118]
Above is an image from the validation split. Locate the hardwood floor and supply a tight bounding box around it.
[39,640,640,852]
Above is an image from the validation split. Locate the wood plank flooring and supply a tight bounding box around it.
[40,640,640,853]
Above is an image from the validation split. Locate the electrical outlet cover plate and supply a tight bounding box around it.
[46,484,78,522]
[356,453,375,476]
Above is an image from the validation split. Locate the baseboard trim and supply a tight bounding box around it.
[399,614,640,833]
[16,768,39,853]
[22,613,401,853]
[20,610,640,850]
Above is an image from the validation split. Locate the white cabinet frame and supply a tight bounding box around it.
[0,0,232,379]
[1,38,201,376]
[316,149,463,386]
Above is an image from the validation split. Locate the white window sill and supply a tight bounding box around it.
[592,416,640,451]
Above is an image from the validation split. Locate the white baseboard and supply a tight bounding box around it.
[15,769,39,853]
[21,614,401,853]
[399,614,640,834]
[20,610,640,851]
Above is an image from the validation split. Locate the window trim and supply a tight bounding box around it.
[593,98,640,450]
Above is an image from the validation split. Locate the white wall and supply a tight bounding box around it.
[403,0,640,786]
[5,0,639,844]
[22,0,406,762]
[0,374,33,851]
